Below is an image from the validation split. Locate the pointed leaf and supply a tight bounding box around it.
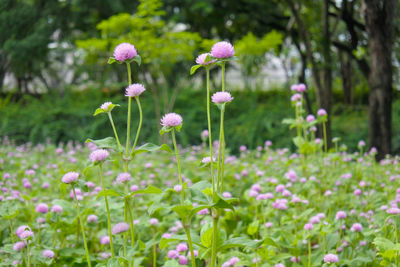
[86,137,119,151]
[190,64,202,75]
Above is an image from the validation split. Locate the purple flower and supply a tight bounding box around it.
[89,149,109,162]
[306,115,315,123]
[51,205,63,214]
[335,211,347,220]
[20,230,34,239]
[176,243,188,252]
[211,41,235,58]
[113,43,137,62]
[42,249,55,259]
[112,222,130,234]
[317,109,327,116]
[161,113,183,127]
[304,223,313,230]
[16,226,31,239]
[36,203,48,214]
[13,241,26,251]
[100,235,110,245]
[323,254,339,263]
[211,92,233,104]
[125,84,146,97]
[196,53,215,65]
[350,223,363,232]
[62,172,79,184]
[116,172,132,184]
[100,102,112,111]
[87,215,98,223]
[387,207,400,214]
[150,218,159,225]
[229,257,240,265]
[178,255,188,265]
[168,250,179,259]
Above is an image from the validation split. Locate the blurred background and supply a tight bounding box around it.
[0,0,399,159]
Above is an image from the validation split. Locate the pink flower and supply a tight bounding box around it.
[116,172,132,184]
[89,149,109,162]
[335,211,347,220]
[196,53,215,65]
[211,91,233,104]
[42,249,55,259]
[20,230,34,239]
[176,243,188,252]
[62,172,79,184]
[211,41,235,58]
[178,255,188,265]
[229,257,240,265]
[317,109,327,116]
[113,43,137,62]
[350,223,363,232]
[387,207,400,214]
[87,215,98,223]
[51,205,63,214]
[36,203,48,214]
[100,235,110,245]
[112,222,129,234]
[150,218,159,225]
[125,84,146,97]
[161,113,183,127]
[306,115,315,123]
[168,250,179,259]
[304,223,313,230]
[323,254,339,263]
[100,102,112,111]
[13,241,26,251]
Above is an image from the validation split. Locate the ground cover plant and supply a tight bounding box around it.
[1,41,400,267]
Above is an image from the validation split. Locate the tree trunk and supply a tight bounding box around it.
[339,51,353,105]
[363,0,396,159]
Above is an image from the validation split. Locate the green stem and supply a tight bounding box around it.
[308,239,311,267]
[206,67,215,196]
[210,213,219,267]
[171,129,184,204]
[26,240,31,267]
[130,97,143,154]
[123,199,128,261]
[221,62,226,92]
[125,62,132,157]
[72,187,92,267]
[217,109,225,193]
[185,227,196,267]
[9,219,15,243]
[323,121,327,153]
[108,112,122,151]
[127,199,135,248]
[37,223,41,245]
[152,229,157,267]
[99,164,115,258]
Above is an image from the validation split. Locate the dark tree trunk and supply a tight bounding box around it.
[364,0,396,159]
[339,51,353,105]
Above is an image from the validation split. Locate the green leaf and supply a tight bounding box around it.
[190,64,202,75]
[86,137,120,151]
[172,203,193,221]
[96,189,123,199]
[373,237,395,251]
[163,260,180,267]
[247,220,259,235]
[108,57,117,64]
[94,108,106,116]
[130,185,163,197]
[201,227,213,248]
[132,143,172,157]
[131,55,141,66]
[2,209,19,220]
[218,236,262,251]
[160,125,173,135]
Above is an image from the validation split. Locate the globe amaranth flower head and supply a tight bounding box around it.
[161,113,183,127]
[36,203,48,214]
[62,171,79,184]
[113,43,137,62]
[112,222,130,234]
[196,53,215,65]
[211,41,235,58]
[125,83,146,97]
[16,225,31,239]
[211,91,233,104]
[116,172,132,184]
[89,149,109,163]
[42,249,55,259]
[100,102,112,111]
[323,254,339,263]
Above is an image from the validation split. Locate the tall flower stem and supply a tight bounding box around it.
[72,187,91,267]
[308,239,311,267]
[8,219,15,243]
[131,97,143,153]
[210,211,219,267]
[206,67,214,194]
[125,63,132,157]
[217,109,225,193]
[108,112,122,151]
[26,240,31,267]
[171,129,184,204]
[126,199,135,248]
[171,129,196,266]
[99,164,114,258]
[322,120,327,153]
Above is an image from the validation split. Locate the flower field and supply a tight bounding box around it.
[1,41,399,267]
